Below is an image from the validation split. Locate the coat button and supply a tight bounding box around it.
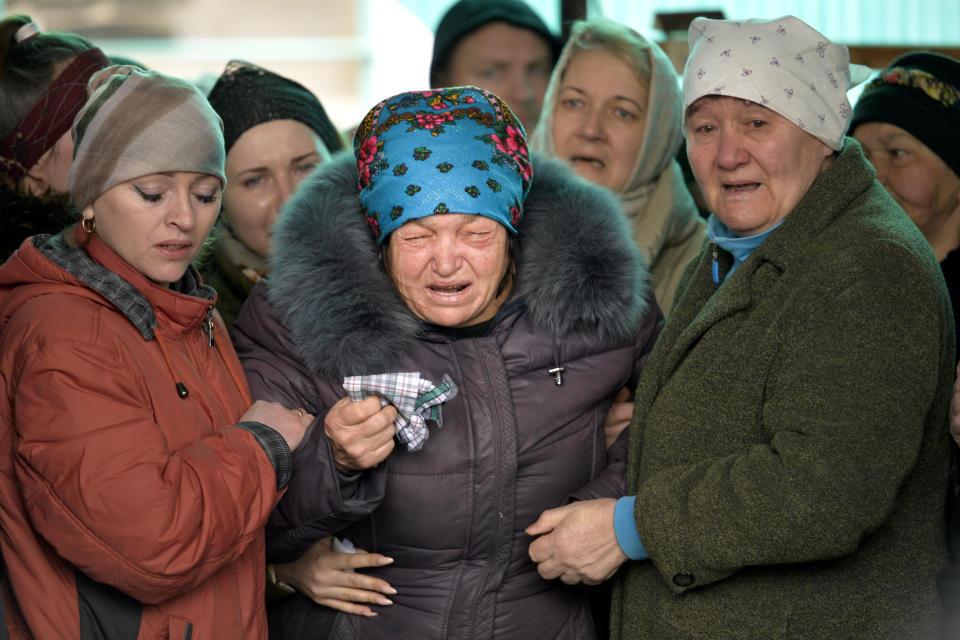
[673,572,695,587]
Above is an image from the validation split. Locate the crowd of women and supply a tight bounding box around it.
[1,4,959,639]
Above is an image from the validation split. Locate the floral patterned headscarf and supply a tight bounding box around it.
[354,86,532,244]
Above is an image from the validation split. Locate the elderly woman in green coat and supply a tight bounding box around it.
[526,15,954,639]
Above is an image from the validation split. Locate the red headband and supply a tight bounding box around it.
[0,47,109,180]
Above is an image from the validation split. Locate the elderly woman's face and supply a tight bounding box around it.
[686,96,833,235]
[384,214,510,328]
[81,172,221,285]
[222,119,329,259]
[854,121,960,244]
[552,49,647,192]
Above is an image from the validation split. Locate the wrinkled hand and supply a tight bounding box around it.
[274,537,396,616]
[526,498,626,585]
[951,362,960,447]
[603,387,633,449]
[325,396,398,472]
[240,400,314,452]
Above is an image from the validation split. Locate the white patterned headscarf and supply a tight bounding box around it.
[682,15,867,151]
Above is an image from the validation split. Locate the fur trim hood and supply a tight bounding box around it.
[267,151,654,379]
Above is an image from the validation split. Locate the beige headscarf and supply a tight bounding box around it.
[69,65,226,209]
[531,17,705,313]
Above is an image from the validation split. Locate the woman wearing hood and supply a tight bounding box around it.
[231,85,662,639]
[530,17,706,315]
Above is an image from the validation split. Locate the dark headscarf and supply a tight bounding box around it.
[206,60,344,156]
[0,46,108,180]
[429,0,560,87]
[850,51,960,176]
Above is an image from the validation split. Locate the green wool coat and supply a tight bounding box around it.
[611,139,954,640]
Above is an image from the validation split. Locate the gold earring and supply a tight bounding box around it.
[81,217,95,234]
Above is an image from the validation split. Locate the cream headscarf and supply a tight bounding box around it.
[530,17,705,312]
[682,15,869,151]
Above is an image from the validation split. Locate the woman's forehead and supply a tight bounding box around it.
[401,213,502,229]
[685,95,773,118]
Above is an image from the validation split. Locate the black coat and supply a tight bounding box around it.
[1,185,76,261]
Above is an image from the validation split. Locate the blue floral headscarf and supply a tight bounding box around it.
[354,86,532,244]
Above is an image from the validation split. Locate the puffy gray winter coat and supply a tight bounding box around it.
[232,152,663,640]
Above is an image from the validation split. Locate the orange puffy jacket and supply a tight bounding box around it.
[0,230,287,639]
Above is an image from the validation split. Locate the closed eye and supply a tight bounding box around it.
[195,191,219,204]
[133,185,162,202]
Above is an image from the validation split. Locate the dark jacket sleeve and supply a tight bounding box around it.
[569,296,664,501]
[232,282,387,561]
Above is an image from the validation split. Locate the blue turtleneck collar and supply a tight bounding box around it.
[708,214,784,284]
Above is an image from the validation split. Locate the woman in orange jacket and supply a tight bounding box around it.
[0,64,311,639]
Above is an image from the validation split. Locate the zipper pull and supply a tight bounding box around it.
[205,307,215,348]
[547,366,565,386]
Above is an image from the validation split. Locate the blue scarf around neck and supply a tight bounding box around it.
[708,214,784,284]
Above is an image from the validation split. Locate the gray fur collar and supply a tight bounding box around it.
[268,151,653,379]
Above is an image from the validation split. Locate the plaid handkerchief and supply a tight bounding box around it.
[342,372,459,451]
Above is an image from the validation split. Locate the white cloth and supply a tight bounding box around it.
[14,21,40,44]
[682,15,869,150]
